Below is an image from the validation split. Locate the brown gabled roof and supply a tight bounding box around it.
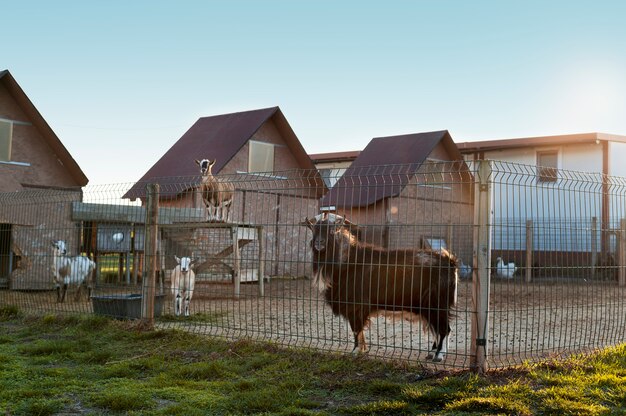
[0,70,89,186]
[457,132,626,153]
[124,106,319,199]
[321,130,461,208]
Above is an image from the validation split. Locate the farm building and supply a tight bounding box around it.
[457,133,626,272]
[320,130,474,264]
[0,70,89,290]
[123,106,327,278]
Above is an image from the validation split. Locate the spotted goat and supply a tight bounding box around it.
[51,240,96,303]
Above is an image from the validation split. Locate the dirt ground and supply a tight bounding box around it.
[2,277,626,370]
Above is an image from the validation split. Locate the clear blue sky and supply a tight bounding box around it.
[3,1,626,184]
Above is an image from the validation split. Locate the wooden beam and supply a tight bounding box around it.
[71,202,205,224]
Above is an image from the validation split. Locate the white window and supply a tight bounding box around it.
[537,150,558,182]
[0,120,12,162]
[248,141,274,173]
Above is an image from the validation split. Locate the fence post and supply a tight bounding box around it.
[142,183,159,328]
[591,217,598,278]
[617,218,626,287]
[525,220,533,283]
[471,160,492,373]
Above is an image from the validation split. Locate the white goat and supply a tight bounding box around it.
[196,158,234,222]
[51,240,96,303]
[171,256,196,317]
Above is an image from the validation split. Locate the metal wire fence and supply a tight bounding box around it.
[1,160,625,371]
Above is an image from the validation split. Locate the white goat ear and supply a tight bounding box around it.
[175,256,181,264]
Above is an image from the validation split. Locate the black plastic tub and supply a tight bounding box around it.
[91,293,165,319]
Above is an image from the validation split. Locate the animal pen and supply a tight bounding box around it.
[1,160,626,371]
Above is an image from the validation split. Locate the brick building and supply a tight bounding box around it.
[124,107,326,278]
[0,70,89,289]
[320,130,474,263]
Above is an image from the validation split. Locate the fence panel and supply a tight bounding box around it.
[2,161,626,370]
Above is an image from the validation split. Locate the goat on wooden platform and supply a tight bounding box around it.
[305,214,458,362]
[196,158,234,222]
[171,256,196,317]
[51,240,96,303]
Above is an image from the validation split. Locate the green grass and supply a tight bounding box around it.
[1,306,626,415]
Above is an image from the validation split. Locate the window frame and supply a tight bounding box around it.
[248,140,275,173]
[0,119,13,162]
[536,149,559,183]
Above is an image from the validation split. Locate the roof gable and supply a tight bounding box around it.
[321,130,461,208]
[124,106,321,199]
[0,70,88,186]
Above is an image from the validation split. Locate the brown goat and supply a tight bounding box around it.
[196,158,234,222]
[305,214,458,362]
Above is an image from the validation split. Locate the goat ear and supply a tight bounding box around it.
[302,217,315,230]
[175,256,181,264]
[195,159,201,166]
[209,159,216,167]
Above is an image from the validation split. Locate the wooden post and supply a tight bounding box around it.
[525,220,533,283]
[591,217,598,278]
[141,183,159,328]
[617,218,626,287]
[258,226,265,297]
[471,160,492,374]
[232,226,240,298]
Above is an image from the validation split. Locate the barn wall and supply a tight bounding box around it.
[0,189,83,290]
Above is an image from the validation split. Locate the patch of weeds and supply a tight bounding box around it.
[367,379,404,395]
[480,380,534,403]
[233,378,256,392]
[76,314,110,331]
[172,360,234,381]
[135,328,172,341]
[40,314,59,326]
[17,339,80,357]
[225,387,292,414]
[446,396,532,415]
[10,397,65,416]
[75,348,113,364]
[239,352,275,372]
[540,397,609,415]
[402,373,484,408]
[274,407,323,416]
[88,386,153,412]
[0,304,20,320]
[102,355,166,378]
[340,399,411,415]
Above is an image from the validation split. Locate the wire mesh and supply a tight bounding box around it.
[1,160,625,370]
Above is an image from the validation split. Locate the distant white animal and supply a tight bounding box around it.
[111,232,124,244]
[171,256,196,317]
[496,257,517,279]
[51,240,96,303]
